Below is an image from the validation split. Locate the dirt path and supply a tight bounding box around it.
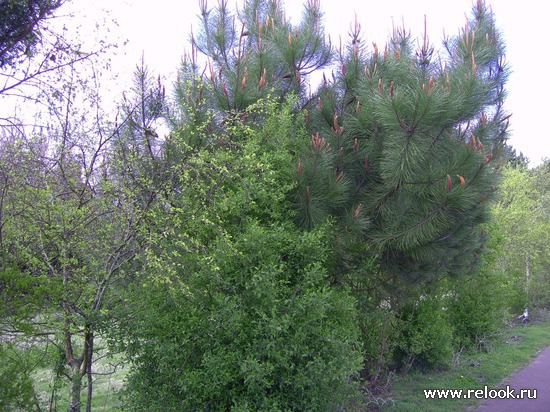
[474,345,550,411]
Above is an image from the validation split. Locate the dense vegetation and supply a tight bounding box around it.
[1,0,549,410]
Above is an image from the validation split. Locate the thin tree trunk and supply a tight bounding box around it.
[68,365,82,412]
[64,319,83,412]
[525,256,531,320]
[63,303,84,412]
[85,327,94,412]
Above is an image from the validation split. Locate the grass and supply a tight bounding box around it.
[33,363,127,412]
[376,317,550,411]
[30,341,128,412]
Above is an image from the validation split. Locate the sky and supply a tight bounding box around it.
[61,0,547,165]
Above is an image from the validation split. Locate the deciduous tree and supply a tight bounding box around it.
[492,162,550,312]
[0,60,165,412]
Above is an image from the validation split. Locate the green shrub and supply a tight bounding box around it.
[393,295,454,371]
[356,302,401,385]
[0,343,40,411]
[114,97,363,410]
[120,223,363,411]
[446,273,506,349]
[446,227,511,349]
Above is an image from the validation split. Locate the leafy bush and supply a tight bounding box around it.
[120,223,363,411]
[446,273,506,349]
[113,98,363,410]
[393,296,454,371]
[356,302,401,385]
[0,343,40,410]
[446,225,511,348]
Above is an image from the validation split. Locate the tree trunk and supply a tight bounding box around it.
[64,315,83,412]
[85,327,94,412]
[525,256,531,321]
[68,363,83,412]
[64,322,95,412]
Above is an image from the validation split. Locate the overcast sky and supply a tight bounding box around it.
[64,0,545,165]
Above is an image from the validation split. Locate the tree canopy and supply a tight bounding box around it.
[296,0,508,297]
[0,0,64,67]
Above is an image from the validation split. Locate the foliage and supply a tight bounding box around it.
[447,277,503,349]
[0,0,64,68]
[296,0,509,292]
[114,98,363,410]
[121,224,362,411]
[445,225,509,348]
[491,162,550,311]
[277,0,513,383]
[0,0,524,407]
[177,0,331,122]
[356,232,510,381]
[385,321,550,412]
[0,342,42,411]
[0,60,164,411]
[393,295,454,371]
[355,301,401,385]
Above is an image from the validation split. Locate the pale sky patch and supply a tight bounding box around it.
[44,0,550,165]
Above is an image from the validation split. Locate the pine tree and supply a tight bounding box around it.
[171,0,331,139]
[295,0,509,294]
[113,60,166,203]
